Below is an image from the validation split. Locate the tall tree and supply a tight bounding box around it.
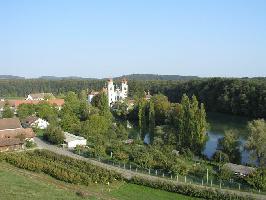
[2,103,14,118]
[246,119,266,166]
[17,104,35,119]
[91,92,110,116]
[43,125,65,145]
[175,94,207,155]
[149,100,155,139]
[151,94,171,125]
[218,129,241,164]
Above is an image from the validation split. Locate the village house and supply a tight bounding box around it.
[63,132,87,149]
[6,99,64,111]
[26,93,54,101]
[0,118,35,152]
[21,116,49,129]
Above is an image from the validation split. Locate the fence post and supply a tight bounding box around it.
[185,176,187,183]
[149,169,150,174]
[238,183,241,190]
[206,168,209,184]
[130,164,131,171]
[176,175,179,182]
[201,179,203,186]
[136,168,138,172]
[211,180,213,187]
[162,173,164,177]
[171,175,172,179]
[155,170,157,176]
[124,163,125,169]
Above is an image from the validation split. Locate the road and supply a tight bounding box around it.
[34,137,265,200]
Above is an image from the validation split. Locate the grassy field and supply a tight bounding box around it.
[0,162,197,200]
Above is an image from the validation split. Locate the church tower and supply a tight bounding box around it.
[121,78,128,99]
[107,78,115,106]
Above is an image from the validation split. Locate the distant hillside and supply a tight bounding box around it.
[0,75,25,79]
[0,74,199,81]
[115,74,199,81]
[38,76,97,80]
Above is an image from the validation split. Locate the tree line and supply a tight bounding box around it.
[0,78,265,118]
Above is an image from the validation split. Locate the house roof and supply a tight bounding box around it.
[64,132,86,143]
[89,91,99,95]
[28,93,54,99]
[21,116,39,125]
[0,138,24,147]
[8,100,40,107]
[48,99,65,107]
[0,118,22,130]
[0,128,35,139]
[7,99,64,108]
[224,163,255,175]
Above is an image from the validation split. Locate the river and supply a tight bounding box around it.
[204,112,251,164]
[126,112,254,164]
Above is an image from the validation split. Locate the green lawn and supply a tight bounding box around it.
[0,165,90,200]
[111,183,197,200]
[0,162,198,200]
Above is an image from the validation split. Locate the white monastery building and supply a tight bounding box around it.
[88,79,128,106]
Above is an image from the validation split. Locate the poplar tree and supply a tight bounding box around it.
[149,101,155,138]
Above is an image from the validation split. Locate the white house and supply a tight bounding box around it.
[26,93,54,101]
[31,118,49,129]
[63,132,87,149]
[88,79,128,106]
[22,116,49,129]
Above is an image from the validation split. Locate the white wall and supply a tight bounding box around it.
[67,139,87,149]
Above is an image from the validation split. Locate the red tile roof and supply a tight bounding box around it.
[0,118,22,130]
[7,99,64,108]
[0,128,35,139]
[0,138,24,147]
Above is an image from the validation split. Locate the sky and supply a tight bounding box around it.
[0,0,265,78]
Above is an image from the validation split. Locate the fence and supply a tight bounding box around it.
[73,150,265,195]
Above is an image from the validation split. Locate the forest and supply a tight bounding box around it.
[0,77,265,118]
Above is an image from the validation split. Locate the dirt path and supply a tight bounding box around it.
[34,137,266,200]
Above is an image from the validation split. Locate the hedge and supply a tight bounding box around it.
[2,149,122,185]
[129,176,255,200]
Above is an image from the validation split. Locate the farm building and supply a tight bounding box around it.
[63,132,87,149]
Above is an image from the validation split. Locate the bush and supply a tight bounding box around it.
[218,165,234,181]
[245,168,266,190]
[3,150,122,185]
[25,140,37,148]
[43,125,65,144]
[129,176,254,200]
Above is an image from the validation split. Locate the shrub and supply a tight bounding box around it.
[43,125,65,144]
[129,176,254,200]
[3,150,122,185]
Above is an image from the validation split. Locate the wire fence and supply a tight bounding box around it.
[73,150,265,195]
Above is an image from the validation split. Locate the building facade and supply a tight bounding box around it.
[88,79,128,106]
[107,78,128,106]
